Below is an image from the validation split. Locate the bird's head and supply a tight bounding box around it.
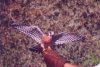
[48,31,54,36]
[41,31,54,48]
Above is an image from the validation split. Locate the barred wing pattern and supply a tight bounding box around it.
[12,24,44,43]
[52,32,84,45]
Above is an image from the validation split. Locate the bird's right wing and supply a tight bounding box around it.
[52,32,84,45]
[11,23,44,44]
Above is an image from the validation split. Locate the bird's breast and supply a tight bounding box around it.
[42,35,52,47]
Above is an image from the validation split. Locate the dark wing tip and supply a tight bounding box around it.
[79,35,85,42]
[29,45,43,53]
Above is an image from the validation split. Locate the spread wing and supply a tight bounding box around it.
[11,23,44,43]
[52,32,84,45]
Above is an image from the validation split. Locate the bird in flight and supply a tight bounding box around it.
[11,23,84,52]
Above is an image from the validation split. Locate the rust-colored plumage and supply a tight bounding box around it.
[43,48,80,67]
[43,48,66,67]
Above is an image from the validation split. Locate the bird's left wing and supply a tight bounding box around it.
[11,23,44,44]
[52,32,84,45]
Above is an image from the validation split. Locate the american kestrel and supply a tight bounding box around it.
[11,23,84,51]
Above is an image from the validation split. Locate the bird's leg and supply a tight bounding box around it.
[41,43,45,51]
[48,46,51,50]
[41,43,52,52]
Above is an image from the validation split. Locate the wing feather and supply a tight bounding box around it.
[11,23,44,43]
[52,32,84,45]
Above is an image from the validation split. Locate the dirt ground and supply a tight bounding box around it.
[0,0,100,67]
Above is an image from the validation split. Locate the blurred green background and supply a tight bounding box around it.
[0,0,100,67]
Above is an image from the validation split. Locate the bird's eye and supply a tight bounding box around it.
[48,31,54,36]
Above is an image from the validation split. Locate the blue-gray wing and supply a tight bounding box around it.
[11,23,44,43]
[52,32,84,45]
